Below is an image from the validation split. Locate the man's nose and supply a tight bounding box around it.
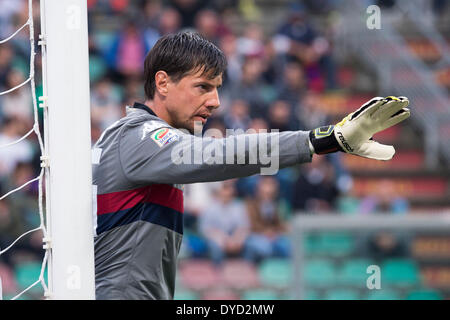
[206,88,220,110]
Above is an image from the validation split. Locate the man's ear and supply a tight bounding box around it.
[155,71,169,96]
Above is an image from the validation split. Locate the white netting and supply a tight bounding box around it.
[0,0,49,300]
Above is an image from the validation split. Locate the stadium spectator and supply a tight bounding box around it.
[199,180,250,265]
[0,162,41,266]
[275,58,307,109]
[194,8,229,44]
[358,179,410,215]
[223,99,251,131]
[169,0,211,28]
[1,69,33,121]
[0,0,26,39]
[0,117,34,178]
[292,155,339,212]
[236,22,266,58]
[229,55,270,119]
[366,231,410,261]
[138,0,164,30]
[143,6,182,50]
[295,90,329,130]
[0,44,14,88]
[267,99,299,132]
[243,176,291,263]
[90,77,123,130]
[218,33,242,87]
[276,2,337,90]
[105,20,150,82]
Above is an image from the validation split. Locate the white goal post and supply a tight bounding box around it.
[40,0,95,299]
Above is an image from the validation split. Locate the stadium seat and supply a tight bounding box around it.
[89,56,108,83]
[365,289,401,300]
[0,263,18,295]
[318,232,355,257]
[304,233,320,255]
[221,259,259,289]
[306,232,354,257]
[14,261,46,295]
[202,288,240,300]
[92,31,117,54]
[304,259,337,288]
[339,258,375,287]
[407,289,443,300]
[304,290,321,300]
[382,259,420,287]
[1,293,32,300]
[242,289,279,300]
[324,289,359,300]
[178,259,220,290]
[173,289,200,300]
[258,258,292,289]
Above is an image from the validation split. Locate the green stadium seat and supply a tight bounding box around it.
[89,56,108,83]
[14,261,47,295]
[174,289,200,300]
[304,259,337,288]
[337,196,360,215]
[258,258,292,289]
[339,259,375,287]
[242,289,279,300]
[284,290,319,300]
[319,232,355,257]
[382,259,420,287]
[1,293,32,300]
[92,31,116,53]
[365,289,401,300]
[324,289,359,300]
[407,289,443,300]
[305,232,354,257]
[304,234,319,255]
[304,290,321,300]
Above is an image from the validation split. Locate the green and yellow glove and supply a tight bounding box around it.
[309,96,410,160]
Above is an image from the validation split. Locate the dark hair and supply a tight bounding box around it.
[143,31,227,99]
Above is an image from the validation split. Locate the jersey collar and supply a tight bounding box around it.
[132,102,157,117]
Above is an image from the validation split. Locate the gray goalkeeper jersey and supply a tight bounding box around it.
[92,102,312,300]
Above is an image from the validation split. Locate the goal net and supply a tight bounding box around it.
[0,0,95,300]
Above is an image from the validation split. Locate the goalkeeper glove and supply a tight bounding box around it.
[309,96,410,160]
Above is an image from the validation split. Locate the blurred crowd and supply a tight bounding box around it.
[0,0,417,284]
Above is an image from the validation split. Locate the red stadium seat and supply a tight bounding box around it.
[220,259,260,290]
[178,259,220,291]
[202,288,240,300]
[0,263,18,295]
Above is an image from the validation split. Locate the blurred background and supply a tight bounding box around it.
[0,0,450,300]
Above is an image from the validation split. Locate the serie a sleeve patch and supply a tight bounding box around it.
[149,127,179,148]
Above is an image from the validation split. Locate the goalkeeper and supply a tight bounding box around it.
[92,31,410,300]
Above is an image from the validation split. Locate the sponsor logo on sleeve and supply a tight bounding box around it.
[151,128,179,147]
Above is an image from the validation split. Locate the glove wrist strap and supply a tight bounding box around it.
[309,125,343,155]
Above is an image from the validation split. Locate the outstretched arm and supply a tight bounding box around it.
[119,96,410,185]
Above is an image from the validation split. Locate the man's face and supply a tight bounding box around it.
[165,69,222,133]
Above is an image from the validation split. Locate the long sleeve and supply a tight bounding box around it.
[119,121,313,185]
